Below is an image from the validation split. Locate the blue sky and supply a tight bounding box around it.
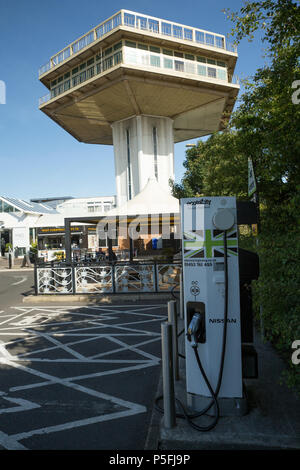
[0,0,266,201]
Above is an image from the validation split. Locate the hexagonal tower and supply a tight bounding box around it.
[39,10,239,207]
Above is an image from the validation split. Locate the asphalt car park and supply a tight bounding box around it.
[0,300,167,450]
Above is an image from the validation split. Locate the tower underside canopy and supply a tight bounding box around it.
[41,67,236,145]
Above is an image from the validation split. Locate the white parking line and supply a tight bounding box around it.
[0,304,165,448]
[11,276,27,286]
[0,430,28,450]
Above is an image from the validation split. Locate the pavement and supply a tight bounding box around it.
[0,256,33,272]
[149,317,300,451]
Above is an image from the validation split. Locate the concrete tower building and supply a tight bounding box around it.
[39,10,239,207]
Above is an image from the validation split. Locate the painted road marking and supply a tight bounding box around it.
[0,304,165,449]
[0,430,28,450]
[11,276,27,286]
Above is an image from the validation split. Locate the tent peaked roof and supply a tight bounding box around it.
[107,178,179,216]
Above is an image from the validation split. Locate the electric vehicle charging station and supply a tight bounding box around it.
[181,196,248,416]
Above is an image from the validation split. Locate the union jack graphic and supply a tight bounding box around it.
[183,228,238,259]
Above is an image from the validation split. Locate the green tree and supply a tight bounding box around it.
[173,0,300,393]
[171,143,205,198]
[227,0,300,203]
[171,131,248,199]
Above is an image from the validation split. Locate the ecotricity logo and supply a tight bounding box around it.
[186,198,211,207]
[0,81,6,104]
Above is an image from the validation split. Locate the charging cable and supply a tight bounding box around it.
[155,230,229,432]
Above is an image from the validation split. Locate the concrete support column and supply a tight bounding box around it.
[111,115,174,207]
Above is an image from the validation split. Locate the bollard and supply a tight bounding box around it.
[168,300,179,381]
[161,322,176,429]
[8,253,12,269]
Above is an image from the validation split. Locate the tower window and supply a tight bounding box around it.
[126,129,132,200]
[153,127,158,180]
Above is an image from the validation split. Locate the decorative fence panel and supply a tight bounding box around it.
[114,264,155,293]
[75,266,113,293]
[37,267,73,294]
[156,263,181,292]
[36,262,181,295]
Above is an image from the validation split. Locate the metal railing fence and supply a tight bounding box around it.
[39,10,237,76]
[35,260,181,295]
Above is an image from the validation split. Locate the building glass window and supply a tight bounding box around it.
[195,31,205,43]
[73,32,94,53]
[99,232,118,248]
[186,62,196,74]
[149,45,160,53]
[185,54,194,61]
[72,75,80,87]
[79,71,86,83]
[86,67,94,79]
[1,202,18,213]
[184,28,193,41]
[141,53,150,66]
[215,36,225,48]
[103,57,113,70]
[38,236,64,250]
[103,203,111,212]
[125,40,136,48]
[114,41,122,50]
[173,25,183,39]
[162,22,172,36]
[124,13,135,27]
[114,51,122,65]
[126,48,138,64]
[46,34,228,103]
[197,64,207,76]
[103,19,112,34]
[148,19,159,33]
[113,13,122,28]
[96,25,103,38]
[88,203,102,213]
[175,60,184,72]
[104,47,113,56]
[64,80,70,91]
[137,16,148,30]
[163,57,173,69]
[207,67,217,78]
[205,34,215,46]
[217,68,227,80]
[150,55,160,67]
